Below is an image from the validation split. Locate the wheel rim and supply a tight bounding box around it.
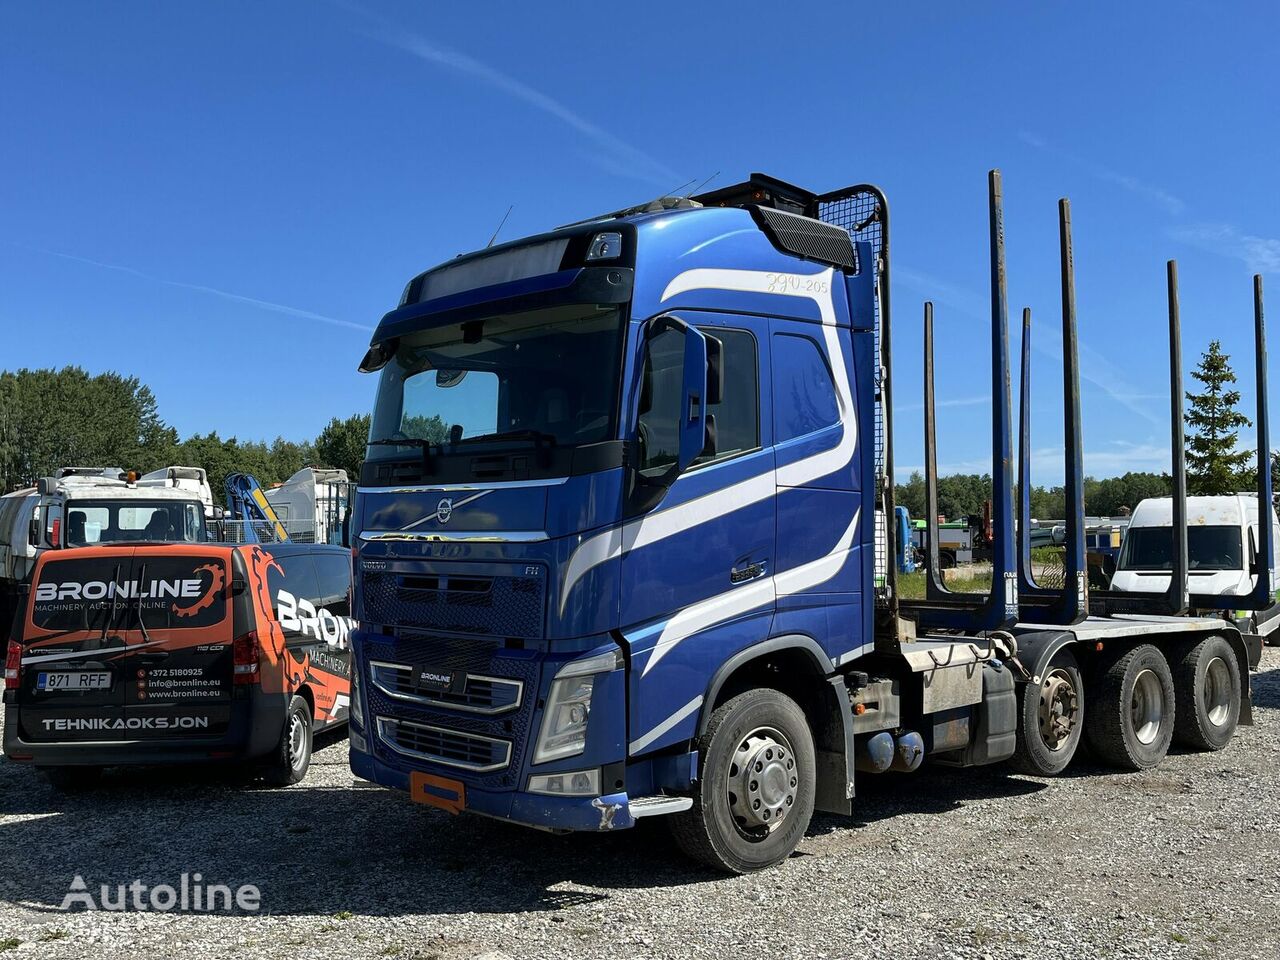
[1203,657,1232,727]
[726,726,797,838]
[1130,669,1164,745]
[1037,668,1080,751]
[289,714,308,772]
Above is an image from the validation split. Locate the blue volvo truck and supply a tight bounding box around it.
[346,171,1270,872]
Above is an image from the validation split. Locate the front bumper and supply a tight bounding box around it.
[350,745,636,831]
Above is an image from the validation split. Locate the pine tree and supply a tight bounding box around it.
[1184,340,1252,495]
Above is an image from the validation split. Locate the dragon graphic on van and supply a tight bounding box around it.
[242,544,310,695]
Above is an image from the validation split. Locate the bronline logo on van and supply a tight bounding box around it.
[34,566,223,617]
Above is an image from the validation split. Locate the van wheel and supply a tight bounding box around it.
[1084,644,1175,770]
[669,689,815,874]
[264,696,313,786]
[43,766,103,791]
[1010,648,1083,776]
[1172,635,1241,751]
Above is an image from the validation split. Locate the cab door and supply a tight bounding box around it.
[123,547,235,738]
[17,548,135,742]
[621,313,775,755]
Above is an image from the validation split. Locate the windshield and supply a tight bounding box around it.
[66,500,206,546]
[1118,524,1243,572]
[367,304,625,462]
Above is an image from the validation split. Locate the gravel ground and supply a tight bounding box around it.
[2,648,1278,960]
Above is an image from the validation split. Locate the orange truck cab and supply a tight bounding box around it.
[3,541,352,788]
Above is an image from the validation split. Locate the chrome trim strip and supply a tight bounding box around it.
[360,529,548,543]
[357,476,570,494]
[368,660,523,715]
[376,716,511,773]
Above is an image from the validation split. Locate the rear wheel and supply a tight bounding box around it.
[263,695,313,786]
[669,689,815,873]
[1085,644,1175,770]
[42,766,103,791]
[1010,648,1084,776]
[1172,635,1241,751]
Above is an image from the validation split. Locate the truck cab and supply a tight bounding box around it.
[1,466,212,632]
[348,180,880,865]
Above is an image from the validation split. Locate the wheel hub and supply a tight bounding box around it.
[1203,656,1231,727]
[289,715,307,770]
[1037,670,1079,750]
[1131,668,1164,745]
[727,727,797,834]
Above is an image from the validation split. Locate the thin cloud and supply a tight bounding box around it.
[897,395,990,414]
[6,241,370,332]
[1170,223,1280,274]
[344,4,680,188]
[1019,131,1186,216]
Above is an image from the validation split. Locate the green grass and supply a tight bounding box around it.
[897,569,993,599]
[0,939,20,953]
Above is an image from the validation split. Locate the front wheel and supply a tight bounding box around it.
[263,695,313,786]
[669,689,816,873]
[1010,648,1084,776]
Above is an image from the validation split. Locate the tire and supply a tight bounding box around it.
[1084,644,1175,770]
[42,766,103,791]
[1010,648,1084,776]
[669,689,816,873]
[263,695,313,786]
[1172,635,1241,751]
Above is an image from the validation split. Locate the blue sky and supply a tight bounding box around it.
[2,2,1276,484]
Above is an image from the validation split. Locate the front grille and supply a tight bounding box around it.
[362,632,540,789]
[376,716,511,773]
[362,571,545,639]
[369,660,522,714]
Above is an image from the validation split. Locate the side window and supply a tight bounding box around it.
[267,551,321,639]
[693,328,759,466]
[636,327,685,477]
[772,332,839,442]
[313,551,352,616]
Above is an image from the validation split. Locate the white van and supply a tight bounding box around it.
[1112,494,1280,662]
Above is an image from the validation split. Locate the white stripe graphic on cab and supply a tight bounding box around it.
[639,508,860,677]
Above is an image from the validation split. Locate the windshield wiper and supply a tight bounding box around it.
[368,437,439,449]
[452,429,557,447]
[368,437,443,477]
[134,562,152,644]
[100,562,121,642]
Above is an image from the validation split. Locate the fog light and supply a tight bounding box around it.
[528,769,600,797]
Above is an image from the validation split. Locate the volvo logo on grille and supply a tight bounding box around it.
[436,498,454,524]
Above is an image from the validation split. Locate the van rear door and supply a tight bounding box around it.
[18,548,136,742]
[122,548,234,738]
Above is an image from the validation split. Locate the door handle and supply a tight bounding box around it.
[730,559,768,584]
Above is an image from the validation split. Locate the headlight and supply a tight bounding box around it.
[531,649,620,765]
[533,675,595,763]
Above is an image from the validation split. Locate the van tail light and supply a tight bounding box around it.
[233,631,260,685]
[4,640,21,690]
[50,517,61,548]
